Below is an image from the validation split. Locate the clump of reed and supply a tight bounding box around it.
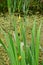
[0,0,43,65]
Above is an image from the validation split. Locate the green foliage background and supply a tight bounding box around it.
[0,0,43,14]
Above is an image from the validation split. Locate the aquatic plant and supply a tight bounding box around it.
[0,16,42,65]
[0,0,42,65]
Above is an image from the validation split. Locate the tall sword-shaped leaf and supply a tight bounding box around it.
[12,16,21,56]
[0,28,16,65]
[35,23,42,65]
[30,19,36,65]
[7,0,12,14]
